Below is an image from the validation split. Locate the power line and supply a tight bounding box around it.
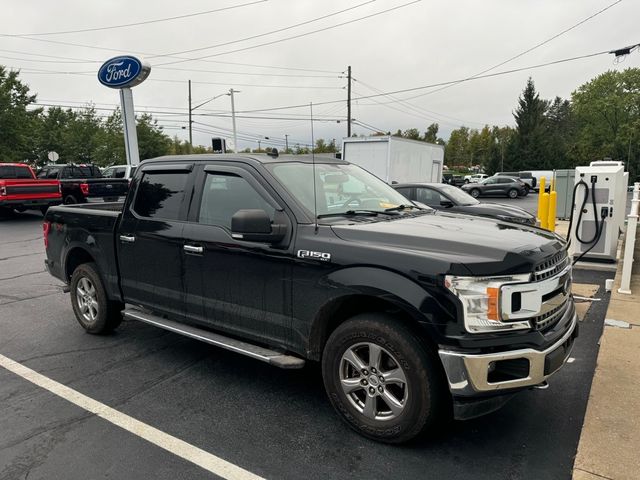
[353,78,485,126]
[396,0,624,102]
[151,0,376,61]
[0,37,342,74]
[0,52,341,78]
[5,1,267,36]
[14,45,628,118]
[154,66,340,78]
[233,47,620,113]
[155,0,422,65]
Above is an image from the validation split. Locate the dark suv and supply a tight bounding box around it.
[495,171,536,192]
[461,176,527,198]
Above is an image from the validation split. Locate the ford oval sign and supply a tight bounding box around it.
[98,56,151,89]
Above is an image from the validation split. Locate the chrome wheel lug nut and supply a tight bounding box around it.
[378,386,383,393]
[369,387,375,395]
[362,369,368,375]
[379,375,384,383]
[361,379,367,386]
[371,367,377,374]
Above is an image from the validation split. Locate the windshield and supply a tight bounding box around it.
[266,162,414,217]
[439,184,479,205]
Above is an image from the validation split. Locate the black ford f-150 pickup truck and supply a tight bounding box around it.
[44,153,577,443]
[37,164,129,204]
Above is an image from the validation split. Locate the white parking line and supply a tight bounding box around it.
[0,353,264,480]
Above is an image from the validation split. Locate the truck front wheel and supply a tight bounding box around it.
[70,262,123,334]
[322,313,446,443]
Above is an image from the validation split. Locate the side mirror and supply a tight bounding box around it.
[440,200,454,208]
[231,209,287,243]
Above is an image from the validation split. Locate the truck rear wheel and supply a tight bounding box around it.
[64,195,78,205]
[322,313,446,443]
[70,262,123,334]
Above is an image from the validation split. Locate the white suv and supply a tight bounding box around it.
[464,174,488,184]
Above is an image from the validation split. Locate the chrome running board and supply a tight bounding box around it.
[123,307,305,369]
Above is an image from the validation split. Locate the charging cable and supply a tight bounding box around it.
[566,175,605,265]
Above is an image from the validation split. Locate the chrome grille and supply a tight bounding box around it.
[534,250,569,282]
[533,298,570,331]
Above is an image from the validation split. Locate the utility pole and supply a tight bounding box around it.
[347,66,352,137]
[285,134,289,152]
[188,80,193,148]
[229,88,239,153]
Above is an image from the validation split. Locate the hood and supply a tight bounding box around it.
[331,212,564,276]
[461,202,535,219]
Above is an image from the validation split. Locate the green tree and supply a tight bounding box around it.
[402,128,421,140]
[423,123,445,145]
[543,96,574,169]
[512,77,548,170]
[0,67,40,162]
[136,113,171,160]
[571,68,640,178]
[32,106,75,165]
[445,126,470,167]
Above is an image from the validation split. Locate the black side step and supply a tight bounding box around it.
[123,307,305,369]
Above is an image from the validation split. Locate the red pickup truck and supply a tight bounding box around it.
[0,163,61,215]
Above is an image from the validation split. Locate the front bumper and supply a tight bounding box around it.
[438,309,578,397]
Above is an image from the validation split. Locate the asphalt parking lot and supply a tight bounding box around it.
[0,209,611,480]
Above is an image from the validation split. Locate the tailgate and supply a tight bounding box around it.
[1,180,61,200]
[87,179,129,197]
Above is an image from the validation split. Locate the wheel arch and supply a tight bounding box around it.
[308,293,433,361]
[64,246,96,282]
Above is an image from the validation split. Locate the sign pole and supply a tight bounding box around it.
[98,55,150,167]
[119,88,140,166]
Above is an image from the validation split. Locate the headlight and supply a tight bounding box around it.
[445,274,532,333]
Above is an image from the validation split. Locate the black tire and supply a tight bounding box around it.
[522,186,529,197]
[70,262,123,334]
[64,195,78,205]
[469,188,480,198]
[507,189,518,199]
[322,313,446,444]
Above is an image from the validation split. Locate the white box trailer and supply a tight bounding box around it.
[341,136,444,184]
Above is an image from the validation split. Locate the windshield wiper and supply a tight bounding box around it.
[317,209,397,219]
[384,204,418,212]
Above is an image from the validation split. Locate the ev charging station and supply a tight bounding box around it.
[570,160,628,263]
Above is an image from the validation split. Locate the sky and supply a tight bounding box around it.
[1,0,639,152]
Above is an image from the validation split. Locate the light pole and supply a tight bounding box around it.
[229,88,240,153]
[188,87,229,148]
[285,134,289,152]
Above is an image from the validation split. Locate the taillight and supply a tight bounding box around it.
[43,221,51,249]
[80,183,89,196]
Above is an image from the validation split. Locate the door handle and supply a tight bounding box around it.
[183,244,204,254]
[119,235,135,243]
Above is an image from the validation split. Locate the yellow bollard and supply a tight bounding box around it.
[540,192,550,230]
[537,176,547,223]
[547,190,557,232]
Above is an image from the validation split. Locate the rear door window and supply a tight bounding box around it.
[133,172,189,220]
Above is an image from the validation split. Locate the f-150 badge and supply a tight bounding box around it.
[297,250,331,262]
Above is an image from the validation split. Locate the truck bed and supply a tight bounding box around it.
[45,202,124,297]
